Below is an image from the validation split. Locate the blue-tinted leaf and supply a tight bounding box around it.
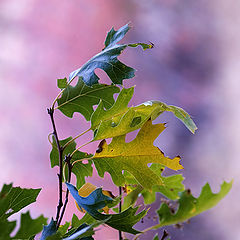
[66,183,147,234]
[69,24,152,86]
[66,183,112,218]
[40,218,57,240]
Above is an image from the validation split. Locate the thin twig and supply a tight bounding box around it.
[160,230,169,240]
[51,77,76,109]
[57,154,72,228]
[48,108,63,226]
[118,186,123,240]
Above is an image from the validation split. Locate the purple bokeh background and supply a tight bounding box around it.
[1,0,239,239]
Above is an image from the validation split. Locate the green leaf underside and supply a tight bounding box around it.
[13,211,47,239]
[155,181,233,228]
[57,78,119,120]
[0,184,41,219]
[67,183,147,234]
[91,87,197,141]
[69,23,153,86]
[93,121,183,191]
[50,137,93,188]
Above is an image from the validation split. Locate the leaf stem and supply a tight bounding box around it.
[47,107,63,226]
[118,186,123,240]
[133,224,162,240]
[57,154,73,228]
[62,128,91,149]
[70,140,93,157]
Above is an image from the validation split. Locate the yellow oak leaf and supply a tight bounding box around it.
[92,120,183,191]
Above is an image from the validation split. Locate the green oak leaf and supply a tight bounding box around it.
[58,222,70,236]
[57,78,68,89]
[13,211,47,239]
[63,223,95,240]
[50,136,93,188]
[56,78,119,120]
[122,164,184,210]
[67,183,147,234]
[91,87,197,141]
[122,185,143,211]
[0,218,16,240]
[62,214,96,238]
[0,183,41,219]
[141,164,185,204]
[69,23,153,86]
[92,120,183,191]
[154,181,233,228]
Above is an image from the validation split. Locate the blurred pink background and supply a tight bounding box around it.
[0,0,240,239]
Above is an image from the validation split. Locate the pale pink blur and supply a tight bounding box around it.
[0,1,240,239]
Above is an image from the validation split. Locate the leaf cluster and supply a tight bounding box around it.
[2,23,231,240]
[42,23,231,239]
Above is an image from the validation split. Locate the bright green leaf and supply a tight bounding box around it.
[92,120,183,191]
[57,78,119,120]
[0,184,41,219]
[91,88,197,141]
[154,181,233,228]
[13,211,47,239]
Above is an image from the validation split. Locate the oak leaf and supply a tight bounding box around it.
[92,120,183,191]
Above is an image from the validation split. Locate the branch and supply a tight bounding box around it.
[57,154,73,228]
[161,230,169,240]
[47,107,63,226]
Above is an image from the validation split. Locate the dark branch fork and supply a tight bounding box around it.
[48,107,72,228]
